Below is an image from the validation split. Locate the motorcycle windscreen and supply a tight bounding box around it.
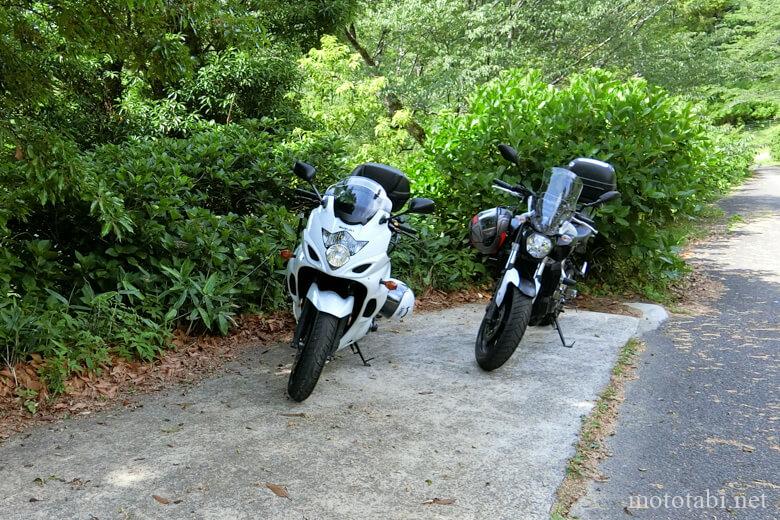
[532,167,583,234]
[326,177,392,225]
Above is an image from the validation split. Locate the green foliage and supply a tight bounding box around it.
[712,98,779,125]
[1,0,766,394]
[392,222,486,291]
[770,126,780,163]
[0,0,359,154]
[358,0,698,110]
[0,122,348,389]
[292,37,476,289]
[295,36,419,165]
[420,69,753,294]
[1,288,170,393]
[1,1,360,391]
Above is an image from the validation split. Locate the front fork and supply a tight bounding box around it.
[492,240,577,349]
[494,242,545,306]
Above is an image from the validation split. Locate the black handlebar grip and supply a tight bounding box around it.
[492,179,513,190]
[398,224,417,235]
[294,188,320,201]
[575,213,595,226]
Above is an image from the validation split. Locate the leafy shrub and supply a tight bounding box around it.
[713,99,779,126]
[0,121,351,388]
[295,36,420,166]
[769,125,780,162]
[0,288,170,393]
[417,69,753,295]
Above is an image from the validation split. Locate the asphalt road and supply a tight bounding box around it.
[573,166,780,519]
[0,303,645,519]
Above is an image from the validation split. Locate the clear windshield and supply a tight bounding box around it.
[325,177,392,225]
[532,167,583,234]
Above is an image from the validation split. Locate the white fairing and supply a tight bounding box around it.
[287,178,407,350]
[495,267,520,307]
[305,284,354,318]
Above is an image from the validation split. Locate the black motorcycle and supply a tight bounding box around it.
[469,144,620,370]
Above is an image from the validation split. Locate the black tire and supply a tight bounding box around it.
[475,287,533,371]
[287,307,341,402]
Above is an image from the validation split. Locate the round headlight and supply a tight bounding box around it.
[326,244,350,268]
[526,233,553,259]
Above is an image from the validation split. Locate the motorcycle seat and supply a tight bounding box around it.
[351,162,411,212]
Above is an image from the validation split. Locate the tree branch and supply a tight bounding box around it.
[344,23,376,67]
[343,23,427,145]
[550,0,672,84]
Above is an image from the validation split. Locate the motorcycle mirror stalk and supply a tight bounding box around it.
[293,161,323,202]
[381,197,436,222]
[582,190,621,208]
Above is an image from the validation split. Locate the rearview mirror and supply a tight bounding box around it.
[597,191,621,205]
[497,144,519,165]
[407,197,435,214]
[293,161,316,182]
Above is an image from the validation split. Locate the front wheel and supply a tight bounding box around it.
[475,287,533,371]
[287,306,341,402]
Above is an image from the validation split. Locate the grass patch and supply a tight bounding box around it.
[727,213,744,233]
[550,338,645,519]
[747,123,780,165]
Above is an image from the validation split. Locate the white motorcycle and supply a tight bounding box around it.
[284,160,435,401]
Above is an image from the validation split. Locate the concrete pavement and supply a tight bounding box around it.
[0,303,645,519]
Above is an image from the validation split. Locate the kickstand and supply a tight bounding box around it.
[553,316,575,348]
[350,342,374,366]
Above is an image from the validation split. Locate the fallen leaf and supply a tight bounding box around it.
[265,482,290,499]
[152,495,171,505]
[422,498,455,505]
[68,478,90,489]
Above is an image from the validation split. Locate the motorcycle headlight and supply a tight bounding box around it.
[526,233,553,259]
[325,244,350,268]
[322,229,368,255]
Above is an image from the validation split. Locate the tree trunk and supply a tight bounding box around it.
[343,24,427,145]
[103,59,124,115]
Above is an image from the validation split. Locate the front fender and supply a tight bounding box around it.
[495,268,536,306]
[305,283,355,318]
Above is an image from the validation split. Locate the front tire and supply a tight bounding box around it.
[475,287,533,371]
[287,307,341,402]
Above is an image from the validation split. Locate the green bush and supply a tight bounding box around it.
[769,126,780,162]
[713,99,779,126]
[0,122,353,387]
[0,289,170,393]
[415,69,753,295]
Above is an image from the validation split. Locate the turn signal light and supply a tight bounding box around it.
[382,280,398,290]
[280,249,294,261]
